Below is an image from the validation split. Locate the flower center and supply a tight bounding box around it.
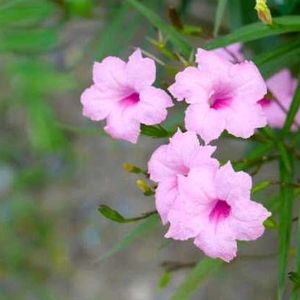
[258,97,271,107]
[209,199,231,222]
[209,91,232,110]
[121,92,140,107]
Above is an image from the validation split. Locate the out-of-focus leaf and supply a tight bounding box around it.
[291,209,300,299]
[0,0,55,27]
[126,0,192,57]
[159,272,172,288]
[0,27,59,53]
[66,0,93,17]
[252,180,271,194]
[206,16,300,50]
[278,146,294,300]
[98,214,160,261]
[214,0,228,37]
[254,39,300,78]
[172,258,222,300]
[98,205,157,223]
[141,124,172,138]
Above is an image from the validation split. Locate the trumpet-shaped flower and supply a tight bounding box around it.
[148,130,218,224]
[259,69,298,130]
[169,48,267,144]
[165,162,271,262]
[81,49,173,143]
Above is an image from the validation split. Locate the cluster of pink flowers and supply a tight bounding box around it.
[80,44,296,261]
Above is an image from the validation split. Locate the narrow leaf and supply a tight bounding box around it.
[98,214,159,261]
[254,39,300,78]
[213,0,228,37]
[141,124,172,138]
[171,258,222,300]
[126,0,192,57]
[277,148,294,299]
[206,16,300,50]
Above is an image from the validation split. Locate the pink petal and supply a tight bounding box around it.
[229,200,271,241]
[80,85,116,121]
[212,43,244,63]
[194,220,237,262]
[165,192,210,240]
[215,162,252,202]
[104,107,140,143]
[148,145,177,182]
[225,101,267,139]
[196,48,231,78]
[125,48,156,91]
[168,66,212,103]
[155,178,178,224]
[230,61,267,104]
[185,104,226,144]
[93,57,127,94]
[135,86,173,125]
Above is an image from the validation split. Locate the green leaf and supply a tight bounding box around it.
[0,27,58,53]
[159,272,172,289]
[171,258,222,300]
[0,0,55,27]
[206,16,300,50]
[98,214,159,261]
[278,148,294,299]
[290,208,300,299]
[254,39,300,78]
[98,205,157,223]
[252,180,271,194]
[213,0,228,37]
[282,74,300,136]
[141,124,172,138]
[126,0,192,57]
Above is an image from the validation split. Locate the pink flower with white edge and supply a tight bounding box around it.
[169,48,267,144]
[80,49,173,143]
[212,43,244,63]
[259,69,298,130]
[165,162,271,262]
[148,130,218,224]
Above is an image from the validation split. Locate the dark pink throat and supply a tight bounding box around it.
[258,97,271,107]
[121,92,140,107]
[209,199,231,222]
[209,92,232,110]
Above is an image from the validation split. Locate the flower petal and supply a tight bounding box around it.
[104,107,140,143]
[168,66,212,103]
[80,85,116,121]
[185,104,226,144]
[126,48,156,91]
[194,220,237,262]
[135,86,173,125]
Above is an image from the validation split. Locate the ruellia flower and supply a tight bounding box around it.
[147,130,218,224]
[259,69,298,130]
[80,49,173,143]
[169,48,267,144]
[165,162,271,262]
[212,43,244,63]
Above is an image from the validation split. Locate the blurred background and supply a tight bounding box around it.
[1,1,300,299]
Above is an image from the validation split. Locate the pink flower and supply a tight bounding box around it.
[148,130,218,224]
[259,69,298,130]
[212,43,244,63]
[80,49,173,143]
[165,162,271,262]
[169,48,267,144]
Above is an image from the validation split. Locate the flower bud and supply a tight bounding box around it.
[255,0,272,25]
[136,179,154,195]
[123,163,142,174]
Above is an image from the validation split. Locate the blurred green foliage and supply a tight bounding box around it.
[1,0,300,299]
